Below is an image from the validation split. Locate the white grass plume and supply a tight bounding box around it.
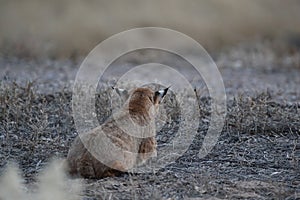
[0,162,27,200]
[0,159,82,200]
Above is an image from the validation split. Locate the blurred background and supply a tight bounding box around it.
[0,0,300,59]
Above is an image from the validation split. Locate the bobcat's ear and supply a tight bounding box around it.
[112,87,129,101]
[154,87,169,104]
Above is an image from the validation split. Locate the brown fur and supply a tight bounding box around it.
[66,87,167,179]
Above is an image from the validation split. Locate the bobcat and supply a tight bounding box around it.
[66,87,168,178]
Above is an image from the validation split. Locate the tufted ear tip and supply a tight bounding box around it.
[154,87,169,104]
[112,87,129,101]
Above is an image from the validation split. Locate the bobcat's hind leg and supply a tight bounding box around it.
[138,137,157,165]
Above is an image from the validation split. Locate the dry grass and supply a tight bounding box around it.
[226,91,300,136]
[0,82,75,179]
[0,39,299,198]
[0,78,299,199]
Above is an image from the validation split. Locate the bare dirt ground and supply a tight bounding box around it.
[0,42,299,199]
